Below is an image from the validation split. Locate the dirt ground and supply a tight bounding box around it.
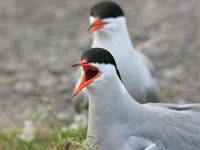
[0,0,200,129]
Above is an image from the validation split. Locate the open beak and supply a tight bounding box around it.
[72,60,101,97]
[88,17,108,33]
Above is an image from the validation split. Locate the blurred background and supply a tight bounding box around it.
[0,0,200,140]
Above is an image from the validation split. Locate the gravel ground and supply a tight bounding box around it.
[0,0,200,129]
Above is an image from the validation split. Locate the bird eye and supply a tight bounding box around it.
[90,12,94,16]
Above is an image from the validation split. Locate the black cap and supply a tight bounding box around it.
[81,48,122,81]
[90,1,124,19]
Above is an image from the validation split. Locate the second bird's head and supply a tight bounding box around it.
[72,48,122,97]
[88,1,125,33]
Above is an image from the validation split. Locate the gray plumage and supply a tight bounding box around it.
[80,62,200,150]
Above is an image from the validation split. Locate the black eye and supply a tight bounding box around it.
[90,12,94,16]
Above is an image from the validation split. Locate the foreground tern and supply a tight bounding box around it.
[73,1,161,109]
[72,48,200,150]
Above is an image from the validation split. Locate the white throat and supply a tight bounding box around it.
[86,64,143,146]
[91,17,134,55]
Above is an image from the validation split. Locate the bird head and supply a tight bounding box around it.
[88,1,125,33]
[72,48,122,97]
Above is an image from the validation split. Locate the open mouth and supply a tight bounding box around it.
[72,60,101,96]
[84,66,99,82]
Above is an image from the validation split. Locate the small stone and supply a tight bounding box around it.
[18,120,37,142]
[14,80,34,94]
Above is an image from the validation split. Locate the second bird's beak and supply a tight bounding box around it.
[88,18,108,33]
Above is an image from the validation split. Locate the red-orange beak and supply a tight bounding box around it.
[88,17,108,33]
[72,60,101,97]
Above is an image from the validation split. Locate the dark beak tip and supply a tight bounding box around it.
[87,26,92,32]
[71,63,77,68]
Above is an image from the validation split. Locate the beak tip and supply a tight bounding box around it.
[71,64,76,68]
[73,92,78,97]
[87,28,92,33]
[87,22,93,33]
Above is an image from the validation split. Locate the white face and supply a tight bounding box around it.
[89,16,126,32]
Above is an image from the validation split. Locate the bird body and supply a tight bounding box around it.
[91,16,160,103]
[72,48,200,150]
[87,69,200,150]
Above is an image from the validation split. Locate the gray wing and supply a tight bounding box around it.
[135,50,161,102]
[72,68,89,112]
[147,103,200,112]
[135,50,156,79]
[141,104,200,150]
[145,87,161,103]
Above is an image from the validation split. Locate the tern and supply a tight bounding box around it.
[72,48,200,150]
[73,1,161,110]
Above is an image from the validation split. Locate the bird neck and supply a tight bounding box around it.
[86,73,142,140]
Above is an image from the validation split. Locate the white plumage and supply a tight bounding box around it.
[77,57,200,150]
[72,48,200,150]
